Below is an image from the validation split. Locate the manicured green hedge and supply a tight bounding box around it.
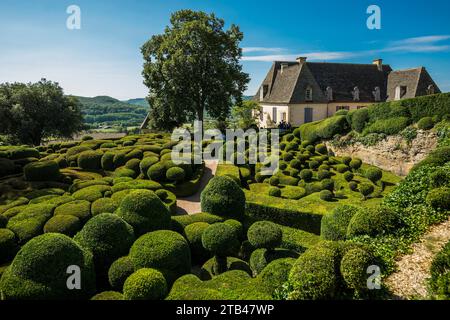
[123,268,168,300]
[299,115,349,143]
[24,160,60,182]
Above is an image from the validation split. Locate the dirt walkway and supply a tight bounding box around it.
[385,217,450,299]
[176,160,218,215]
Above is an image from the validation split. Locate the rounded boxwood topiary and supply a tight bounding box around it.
[200,176,246,219]
[123,268,168,300]
[300,169,313,182]
[91,198,118,216]
[268,186,281,197]
[199,256,251,281]
[224,219,244,240]
[344,171,354,182]
[349,158,362,170]
[347,207,401,238]
[321,179,334,191]
[101,152,115,171]
[258,258,296,296]
[202,223,240,275]
[24,160,60,182]
[340,248,375,292]
[108,256,135,291]
[289,159,301,169]
[320,190,334,201]
[336,164,349,173]
[91,291,124,300]
[269,176,280,186]
[342,156,352,165]
[0,158,15,178]
[247,221,282,250]
[359,182,375,199]
[0,228,19,263]
[309,160,320,170]
[125,159,141,173]
[140,156,159,176]
[155,189,168,201]
[44,215,82,237]
[0,233,95,300]
[0,214,7,228]
[365,167,383,183]
[129,230,191,284]
[117,189,171,236]
[417,117,435,130]
[288,246,338,300]
[426,187,450,210]
[321,205,360,241]
[147,162,166,182]
[77,151,103,170]
[317,170,331,180]
[349,181,358,191]
[430,168,450,188]
[184,222,211,263]
[249,248,297,276]
[54,200,92,223]
[315,144,328,155]
[166,167,186,183]
[74,213,135,278]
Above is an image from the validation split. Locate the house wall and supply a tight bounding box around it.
[289,104,328,126]
[258,104,290,128]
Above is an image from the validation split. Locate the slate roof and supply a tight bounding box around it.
[255,60,439,104]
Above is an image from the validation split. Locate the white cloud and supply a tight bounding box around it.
[242,47,285,53]
[242,51,355,62]
[390,35,450,45]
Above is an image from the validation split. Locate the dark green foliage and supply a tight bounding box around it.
[335,164,349,173]
[125,159,141,173]
[72,185,111,202]
[91,291,124,300]
[147,162,166,181]
[202,223,240,257]
[249,248,298,276]
[315,144,328,155]
[321,179,334,191]
[0,158,15,177]
[123,268,168,300]
[365,167,383,183]
[344,171,354,182]
[155,189,168,200]
[91,198,118,216]
[0,228,19,263]
[270,176,280,186]
[320,190,334,201]
[129,230,191,284]
[289,159,301,169]
[359,183,374,199]
[224,219,244,240]
[200,176,246,219]
[268,186,281,197]
[77,151,103,170]
[347,207,401,238]
[166,167,186,183]
[417,117,435,130]
[6,204,55,244]
[184,222,211,263]
[200,256,251,280]
[108,256,135,291]
[318,170,331,180]
[140,156,159,176]
[349,158,362,170]
[300,169,313,182]
[430,168,450,188]
[101,152,115,171]
[0,233,95,300]
[259,258,296,296]
[299,115,349,143]
[426,187,450,210]
[363,117,409,135]
[414,146,450,170]
[54,200,91,223]
[429,241,450,299]
[351,108,369,133]
[43,215,81,237]
[117,190,171,236]
[340,248,375,291]
[247,221,282,250]
[288,246,338,300]
[321,205,359,241]
[23,160,59,181]
[349,181,358,191]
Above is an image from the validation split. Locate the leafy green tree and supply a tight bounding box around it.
[231,100,260,129]
[0,79,84,145]
[141,10,249,131]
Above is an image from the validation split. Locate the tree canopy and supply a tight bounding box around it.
[141,10,249,131]
[0,79,84,146]
[231,100,261,130]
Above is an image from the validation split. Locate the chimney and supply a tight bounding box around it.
[297,57,307,65]
[373,58,383,71]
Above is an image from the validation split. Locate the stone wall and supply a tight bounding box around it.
[326,130,438,176]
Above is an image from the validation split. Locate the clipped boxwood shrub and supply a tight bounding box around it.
[108,256,135,291]
[340,248,375,292]
[363,116,409,135]
[365,167,383,183]
[0,158,15,177]
[347,206,401,238]
[91,198,118,216]
[200,176,245,219]
[91,291,124,300]
[0,233,95,300]
[0,228,19,263]
[101,152,115,171]
[430,168,450,188]
[249,248,297,276]
[269,176,280,186]
[24,160,59,182]
[429,241,450,298]
[299,115,349,143]
[351,108,369,133]
[74,213,135,277]
[77,151,103,170]
[166,167,186,183]
[417,116,435,130]
[54,200,92,223]
[116,190,171,236]
[343,171,354,182]
[349,158,362,170]
[315,144,327,155]
[349,181,358,191]
[320,190,334,201]
[44,215,82,237]
[123,268,168,300]
[199,256,252,281]
[414,146,450,170]
[184,222,211,263]
[258,258,296,296]
[129,230,191,284]
[140,156,159,176]
[359,183,375,199]
[300,169,313,182]
[288,246,338,300]
[125,159,141,173]
[72,185,111,202]
[247,221,282,250]
[321,205,359,241]
[6,204,55,244]
[321,179,334,191]
[268,187,281,197]
[147,163,166,181]
[426,187,450,210]
[335,164,349,173]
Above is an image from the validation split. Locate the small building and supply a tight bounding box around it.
[254,57,440,127]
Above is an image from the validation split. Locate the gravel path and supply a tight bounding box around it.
[385,217,450,299]
[176,160,218,215]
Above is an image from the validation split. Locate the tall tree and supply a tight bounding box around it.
[141,10,249,131]
[231,100,261,130]
[0,79,84,146]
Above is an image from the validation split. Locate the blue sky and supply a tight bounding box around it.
[0,0,449,100]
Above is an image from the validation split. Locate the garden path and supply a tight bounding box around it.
[385,217,450,299]
[176,160,218,215]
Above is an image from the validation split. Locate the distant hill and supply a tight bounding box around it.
[72,95,149,129]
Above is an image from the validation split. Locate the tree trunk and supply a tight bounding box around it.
[213,255,227,276]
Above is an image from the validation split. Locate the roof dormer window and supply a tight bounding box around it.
[305,86,313,101]
[352,87,360,101]
[260,85,268,101]
[395,86,407,100]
